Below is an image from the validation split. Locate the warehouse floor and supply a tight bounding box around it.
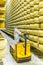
[1,31,43,65]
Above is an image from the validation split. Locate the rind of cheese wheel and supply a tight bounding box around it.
[34,5,39,11]
[34,0,39,5]
[27,9,30,14]
[39,2,43,8]
[39,44,43,52]
[34,11,39,17]
[30,13,34,18]
[39,16,43,23]
[32,42,38,48]
[29,24,39,29]
[17,25,30,29]
[28,40,38,47]
[0,39,7,49]
[29,19,34,23]
[28,30,39,36]
[26,4,30,9]
[24,14,30,19]
[29,35,38,42]
[39,8,43,15]
[34,17,39,23]
[39,30,43,37]
[30,7,34,13]
[39,37,43,44]
[30,1,34,7]
[40,23,43,29]
[0,49,6,59]
[26,0,31,3]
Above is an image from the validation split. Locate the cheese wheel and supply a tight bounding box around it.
[34,5,39,11]
[23,2,27,6]
[39,16,43,23]
[32,42,38,48]
[39,44,43,52]
[27,40,33,45]
[26,0,30,3]
[25,14,30,19]
[30,7,34,13]
[0,39,7,49]
[29,35,38,42]
[29,24,39,29]
[26,4,30,9]
[39,37,43,44]
[39,8,43,16]
[34,0,39,5]
[29,30,39,36]
[27,9,30,14]
[34,17,39,23]
[41,23,43,29]
[29,40,38,47]
[30,13,34,18]
[30,1,34,7]
[34,11,39,17]
[39,30,43,37]
[21,0,24,2]
[39,2,43,8]
[29,19,34,23]
[0,49,6,59]
[17,25,30,29]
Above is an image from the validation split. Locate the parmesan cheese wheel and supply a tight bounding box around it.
[26,14,30,19]
[39,44,43,52]
[26,4,30,9]
[39,2,43,8]
[39,30,43,37]
[21,0,24,3]
[17,25,30,29]
[34,11,39,17]
[34,0,39,5]
[0,49,6,59]
[41,23,43,29]
[29,35,38,42]
[29,30,39,36]
[30,1,34,7]
[39,37,43,44]
[30,13,34,18]
[34,17,39,23]
[27,9,30,14]
[23,2,27,6]
[30,7,34,13]
[32,42,38,48]
[0,39,7,49]
[39,8,43,16]
[34,5,39,11]
[39,16,43,23]
[26,0,31,3]
[29,40,38,47]
[29,19,34,23]
[29,24,39,29]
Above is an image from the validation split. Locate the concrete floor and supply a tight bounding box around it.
[1,31,43,65]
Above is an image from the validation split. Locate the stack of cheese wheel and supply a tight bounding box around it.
[4,0,43,52]
[0,0,7,59]
[0,0,6,28]
[38,0,43,52]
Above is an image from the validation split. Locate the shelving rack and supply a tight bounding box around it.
[0,0,6,29]
[5,0,43,53]
[0,0,6,64]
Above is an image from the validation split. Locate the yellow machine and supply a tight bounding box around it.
[10,33,31,63]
